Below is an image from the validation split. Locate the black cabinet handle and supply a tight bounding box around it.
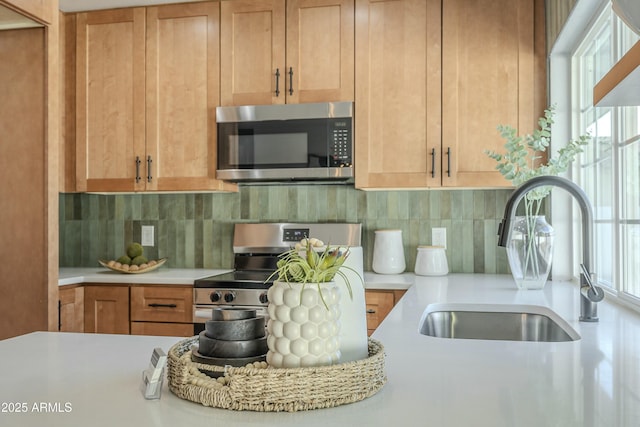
[58,300,62,330]
[446,147,451,177]
[366,309,376,314]
[288,67,294,96]
[275,68,280,96]
[147,155,152,183]
[135,156,141,183]
[430,147,436,178]
[148,303,177,308]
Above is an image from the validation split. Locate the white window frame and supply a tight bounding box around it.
[549,0,640,313]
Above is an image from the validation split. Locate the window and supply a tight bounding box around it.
[573,6,640,304]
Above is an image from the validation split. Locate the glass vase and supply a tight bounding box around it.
[506,216,555,290]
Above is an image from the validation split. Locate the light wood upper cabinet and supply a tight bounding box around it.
[441,0,546,187]
[355,0,545,189]
[145,3,228,191]
[74,3,235,193]
[286,0,354,104]
[75,8,146,192]
[220,0,354,106]
[355,0,441,189]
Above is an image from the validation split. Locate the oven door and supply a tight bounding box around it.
[193,305,269,335]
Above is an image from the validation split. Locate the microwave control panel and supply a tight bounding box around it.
[329,119,353,167]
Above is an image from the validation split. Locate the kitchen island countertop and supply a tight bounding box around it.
[3,274,640,426]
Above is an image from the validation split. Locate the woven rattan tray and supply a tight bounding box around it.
[167,336,387,412]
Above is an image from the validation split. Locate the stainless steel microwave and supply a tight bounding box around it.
[216,102,353,182]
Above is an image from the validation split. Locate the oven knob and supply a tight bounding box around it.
[224,291,236,303]
[209,291,222,303]
[259,292,269,304]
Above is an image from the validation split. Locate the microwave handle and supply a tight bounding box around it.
[275,68,280,97]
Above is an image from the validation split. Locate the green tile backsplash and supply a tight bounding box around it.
[59,185,513,273]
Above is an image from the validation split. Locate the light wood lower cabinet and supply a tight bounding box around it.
[64,284,194,337]
[58,286,84,332]
[365,289,407,336]
[84,285,130,334]
[130,285,194,337]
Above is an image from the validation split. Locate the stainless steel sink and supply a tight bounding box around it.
[419,303,581,342]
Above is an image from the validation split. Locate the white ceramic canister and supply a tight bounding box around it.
[372,229,406,274]
[333,246,368,363]
[414,245,449,276]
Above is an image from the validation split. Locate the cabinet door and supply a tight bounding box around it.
[146,3,232,192]
[354,0,441,189]
[84,285,130,334]
[59,286,84,332]
[220,0,286,106]
[442,0,545,187]
[75,8,146,192]
[285,0,354,103]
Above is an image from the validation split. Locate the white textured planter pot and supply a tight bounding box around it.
[266,280,341,368]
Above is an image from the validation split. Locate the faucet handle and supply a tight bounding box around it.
[579,264,605,302]
[583,286,605,302]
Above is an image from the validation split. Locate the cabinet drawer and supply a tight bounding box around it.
[365,290,395,335]
[130,286,193,323]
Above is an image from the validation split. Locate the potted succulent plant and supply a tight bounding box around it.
[265,238,363,368]
[485,105,590,289]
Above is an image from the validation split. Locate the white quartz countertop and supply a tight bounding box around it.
[4,274,640,426]
[58,268,411,289]
[58,267,233,286]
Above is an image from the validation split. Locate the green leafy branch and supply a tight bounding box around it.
[484,105,590,202]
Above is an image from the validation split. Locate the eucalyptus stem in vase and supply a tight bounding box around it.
[485,105,590,288]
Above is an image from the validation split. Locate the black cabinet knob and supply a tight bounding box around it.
[224,291,236,303]
[209,291,222,302]
[259,293,269,304]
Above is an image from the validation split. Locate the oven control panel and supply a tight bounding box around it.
[282,228,309,242]
[195,288,268,307]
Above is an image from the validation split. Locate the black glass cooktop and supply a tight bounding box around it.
[194,271,275,289]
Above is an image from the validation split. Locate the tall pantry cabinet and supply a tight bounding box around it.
[355,0,546,189]
[0,0,59,340]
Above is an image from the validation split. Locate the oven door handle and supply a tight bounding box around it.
[193,307,213,323]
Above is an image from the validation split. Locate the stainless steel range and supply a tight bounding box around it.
[193,222,362,333]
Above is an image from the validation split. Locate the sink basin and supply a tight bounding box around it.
[419,303,580,342]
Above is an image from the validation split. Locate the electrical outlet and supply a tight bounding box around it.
[432,227,447,249]
[141,226,154,247]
